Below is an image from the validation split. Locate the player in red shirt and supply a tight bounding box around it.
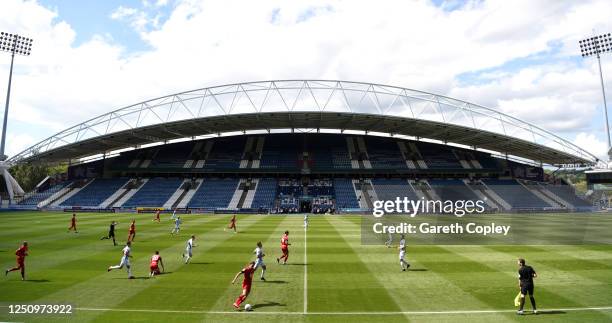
[149,251,165,277]
[276,231,290,265]
[5,241,28,280]
[231,261,255,309]
[226,214,237,233]
[127,220,136,242]
[68,213,78,233]
[153,210,161,222]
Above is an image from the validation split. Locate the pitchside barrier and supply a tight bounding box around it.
[214,208,267,214]
[136,207,191,214]
[63,207,115,213]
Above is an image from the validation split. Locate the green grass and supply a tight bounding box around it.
[0,211,611,322]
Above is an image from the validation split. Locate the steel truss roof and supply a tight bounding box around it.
[8,80,598,166]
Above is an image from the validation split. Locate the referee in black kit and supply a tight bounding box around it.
[101,221,118,246]
[517,258,538,315]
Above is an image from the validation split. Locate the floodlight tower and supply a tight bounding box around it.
[579,32,611,163]
[0,32,33,161]
[0,32,32,204]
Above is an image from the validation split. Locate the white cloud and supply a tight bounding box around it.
[449,62,606,133]
[110,6,138,20]
[110,6,151,33]
[573,132,608,161]
[155,0,169,7]
[0,0,611,162]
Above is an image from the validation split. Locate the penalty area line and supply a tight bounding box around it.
[69,306,612,315]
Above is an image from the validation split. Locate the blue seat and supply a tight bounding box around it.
[61,178,128,207]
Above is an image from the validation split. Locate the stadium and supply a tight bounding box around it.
[1,80,611,322]
[6,80,598,212]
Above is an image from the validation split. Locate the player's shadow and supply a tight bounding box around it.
[408,269,427,272]
[252,301,285,309]
[25,279,50,283]
[263,280,287,284]
[156,271,173,275]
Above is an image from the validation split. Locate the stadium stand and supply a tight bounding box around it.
[428,179,481,202]
[187,178,239,210]
[260,135,301,169]
[371,178,418,201]
[278,178,302,209]
[60,178,129,207]
[544,184,592,208]
[309,179,334,212]
[18,133,591,213]
[150,142,194,169]
[483,179,551,209]
[251,178,278,210]
[204,137,246,170]
[365,137,407,169]
[306,134,352,170]
[18,181,72,206]
[122,178,183,208]
[417,142,463,169]
[333,178,359,209]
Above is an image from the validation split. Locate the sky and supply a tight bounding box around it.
[0,0,611,163]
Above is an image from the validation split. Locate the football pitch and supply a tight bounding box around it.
[1,212,611,322]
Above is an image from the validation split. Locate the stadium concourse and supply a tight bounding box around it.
[4,80,597,212]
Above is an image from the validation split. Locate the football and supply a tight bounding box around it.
[244,304,252,311]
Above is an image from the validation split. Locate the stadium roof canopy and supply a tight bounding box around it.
[9,80,599,167]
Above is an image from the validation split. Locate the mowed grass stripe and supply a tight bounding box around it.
[444,245,612,321]
[0,214,235,323]
[0,212,135,247]
[0,210,155,236]
[0,214,226,304]
[325,218,412,322]
[0,214,145,266]
[2,213,612,323]
[203,215,305,318]
[307,216,400,313]
[520,245,612,283]
[0,211,160,258]
[479,245,612,314]
[91,215,286,322]
[329,216,516,323]
[548,245,612,265]
[81,215,270,322]
[0,213,220,283]
[0,210,83,224]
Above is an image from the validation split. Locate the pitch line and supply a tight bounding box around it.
[71,306,612,315]
[303,223,308,314]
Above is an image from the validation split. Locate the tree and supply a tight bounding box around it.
[8,163,67,193]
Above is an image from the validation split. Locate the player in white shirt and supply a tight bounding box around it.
[253,241,267,281]
[107,241,134,279]
[398,234,410,271]
[182,235,196,264]
[304,214,309,229]
[171,217,182,235]
[171,209,177,220]
[385,231,393,248]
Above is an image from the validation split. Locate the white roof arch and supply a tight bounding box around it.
[9,80,598,166]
